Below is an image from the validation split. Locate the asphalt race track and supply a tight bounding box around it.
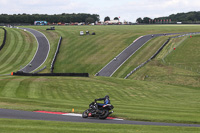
[97,33,179,77]
[19,28,50,73]
[0,109,200,127]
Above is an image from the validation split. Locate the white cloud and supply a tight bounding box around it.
[0,0,199,22]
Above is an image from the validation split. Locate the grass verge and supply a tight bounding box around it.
[0,119,200,133]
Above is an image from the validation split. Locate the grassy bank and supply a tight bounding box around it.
[0,76,200,124]
[113,36,170,78]
[25,25,200,77]
[0,27,4,45]
[0,28,37,74]
[131,34,200,88]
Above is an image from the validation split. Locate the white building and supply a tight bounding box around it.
[104,20,121,25]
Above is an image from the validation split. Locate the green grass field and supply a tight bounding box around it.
[0,28,37,74]
[0,28,4,45]
[1,119,200,133]
[0,25,200,132]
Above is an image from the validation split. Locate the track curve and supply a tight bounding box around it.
[0,109,200,127]
[96,33,178,77]
[19,28,50,73]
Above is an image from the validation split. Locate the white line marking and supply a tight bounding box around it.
[111,118,124,121]
[62,113,82,117]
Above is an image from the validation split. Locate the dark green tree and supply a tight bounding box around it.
[104,16,110,22]
[114,17,119,20]
[0,13,100,24]
[136,17,143,23]
[85,17,95,24]
[143,17,151,24]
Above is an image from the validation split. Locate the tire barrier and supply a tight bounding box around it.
[0,27,7,51]
[12,71,89,77]
[51,36,62,73]
[124,32,200,79]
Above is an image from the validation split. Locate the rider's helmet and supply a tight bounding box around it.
[105,95,109,99]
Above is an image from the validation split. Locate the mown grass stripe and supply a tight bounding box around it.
[0,28,17,64]
[1,78,25,98]
[11,30,36,71]
[0,29,25,71]
[0,79,11,96]
[15,78,32,98]
[0,28,4,45]
[0,28,37,74]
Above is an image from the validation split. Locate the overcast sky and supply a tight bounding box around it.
[0,0,199,22]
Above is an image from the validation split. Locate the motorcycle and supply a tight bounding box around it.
[82,100,114,119]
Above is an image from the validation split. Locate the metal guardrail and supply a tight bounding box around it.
[32,66,46,74]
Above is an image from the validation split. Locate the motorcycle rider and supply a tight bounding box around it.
[82,95,114,119]
[95,95,110,108]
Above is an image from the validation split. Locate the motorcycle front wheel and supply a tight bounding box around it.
[99,109,109,119]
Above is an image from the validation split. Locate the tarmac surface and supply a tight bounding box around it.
[19,28,50,73]
[0,109,200,127]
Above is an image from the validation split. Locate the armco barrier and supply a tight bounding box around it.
[13,72,89,77]
[51,36,62,73]
[0,27,7,51]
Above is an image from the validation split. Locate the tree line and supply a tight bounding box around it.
[0,13,100,24]
[104,16,119,22]
[136,11,200,24]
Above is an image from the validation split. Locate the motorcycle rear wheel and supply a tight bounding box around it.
[82,110,88,118]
